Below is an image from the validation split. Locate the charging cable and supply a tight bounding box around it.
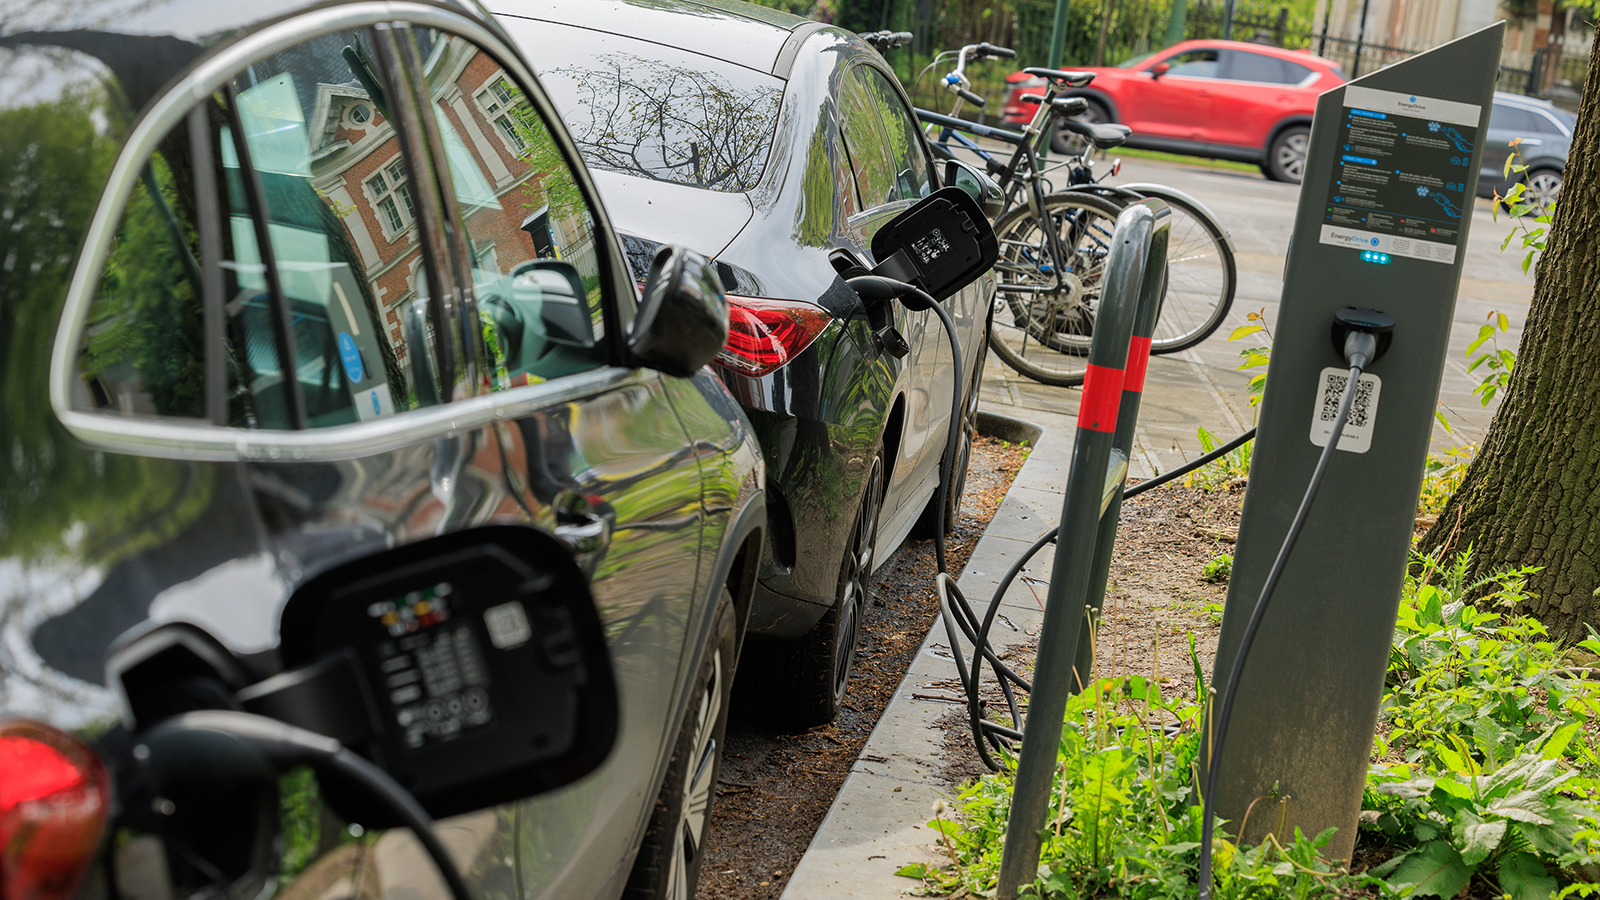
[1196,317,1387,898]
[137,710,475,900]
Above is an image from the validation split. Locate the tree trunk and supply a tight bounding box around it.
[1419,57,1600,641]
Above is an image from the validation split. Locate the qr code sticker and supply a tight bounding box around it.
[1319,374,1375,428]
[1309,368,1381,453]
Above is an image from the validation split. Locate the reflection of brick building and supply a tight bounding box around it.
[307,37,594,361]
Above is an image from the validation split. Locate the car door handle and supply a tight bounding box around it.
[554,491,615,571]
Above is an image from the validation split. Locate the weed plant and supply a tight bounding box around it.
[901,550,1600,898]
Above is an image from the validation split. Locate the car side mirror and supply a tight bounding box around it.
[1149,61,1170,79]
[869,186,999,302]
[510,259,595,348]
[629,245,729,377]
[943,159,1005,218]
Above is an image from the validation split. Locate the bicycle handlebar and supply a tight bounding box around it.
[955,86,986,107]
[972,41,1015,59]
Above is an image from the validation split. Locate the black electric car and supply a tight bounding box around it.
[499,0,997,726]
[0,2,768,900]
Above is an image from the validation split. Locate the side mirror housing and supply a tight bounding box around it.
[629,246,729,377]
[1149,61,1170,78]
[943,159,1006,219]
[869,187,999,302]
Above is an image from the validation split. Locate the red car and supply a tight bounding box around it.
[1004,40,1346,182]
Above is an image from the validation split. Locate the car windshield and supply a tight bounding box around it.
[523,23,785,193]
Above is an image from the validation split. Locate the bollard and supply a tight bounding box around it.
[1076,210,1170,684]
[995,199,1170,899]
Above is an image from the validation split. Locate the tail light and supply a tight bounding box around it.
[717,296,833,377]
[1,721,111,900]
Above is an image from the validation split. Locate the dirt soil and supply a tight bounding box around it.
[931,482,1244,787]
[697,435,1030,899]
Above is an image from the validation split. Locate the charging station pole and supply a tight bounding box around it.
[1205,24,1503,866]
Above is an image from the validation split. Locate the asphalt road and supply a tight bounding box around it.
[976,151,1538,472]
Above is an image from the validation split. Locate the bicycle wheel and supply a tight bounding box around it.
[1131,189,1235,354]
[986,191,1122,387]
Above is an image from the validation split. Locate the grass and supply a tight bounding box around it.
[1095,146,1264,175]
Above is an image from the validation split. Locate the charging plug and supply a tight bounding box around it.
[1331,306,1395,370]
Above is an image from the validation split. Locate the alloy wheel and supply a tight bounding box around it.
[1526,170,1563,215]
[834,457,883,702]
[665,649,724,900]
[1276,132,1308,182]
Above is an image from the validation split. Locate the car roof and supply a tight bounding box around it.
[492,0,815,76]
[1494,90,1559,110]
[1164,38,1341,69]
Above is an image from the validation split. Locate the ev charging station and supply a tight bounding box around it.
[1205,23,1504,865]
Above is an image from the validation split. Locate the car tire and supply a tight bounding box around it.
[1523,167,1563,215]
[1266,125,1310,183]
[623,587,737,900]
[765,451,884,728]
[1049,96,1112,157]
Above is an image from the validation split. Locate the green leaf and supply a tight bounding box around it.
[1454,811,1507,866]
[1466,324,1495,355]
[894,862,931,878]
[1542,722,1581,760]
[1387,840,1470,898]
[1435,409,1454,434]
[1228,324,1265,341]
[1486,791,1555,824]
[1496,311,1511,332]
[1524,251,1535,274]
[1499,851,1557,900]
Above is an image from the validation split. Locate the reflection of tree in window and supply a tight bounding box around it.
[549,55,781,193]
[81,151,208,419]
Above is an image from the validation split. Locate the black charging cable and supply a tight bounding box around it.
[935,425,1259,770]
[137,710,475,900]
[1195,324,1382,899]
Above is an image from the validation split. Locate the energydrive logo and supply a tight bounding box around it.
[1326,228,1377,246]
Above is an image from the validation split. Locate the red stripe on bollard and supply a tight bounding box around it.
[1124,336,1152,394]
[1076,364,1125,433]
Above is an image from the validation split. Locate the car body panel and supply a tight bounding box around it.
[493,0,806,75]
[1477,91,1573,197]
[1002,40,1344,163]
[0,5,764,900]
[592,170,756,261]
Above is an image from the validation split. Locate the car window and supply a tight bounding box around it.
[417,30,609,390]
[1162,49,1221,78]
[1489,103,1539,132]
[838,66,899,208]
[74,28,436,430]
[1225,50,1294,83]
[853,66,932,202]
[1530,109,1569,135]
[519,22,784,194]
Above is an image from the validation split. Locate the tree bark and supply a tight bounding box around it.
[1419,58,1600,641]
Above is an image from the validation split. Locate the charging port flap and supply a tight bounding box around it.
[271,526,617,819]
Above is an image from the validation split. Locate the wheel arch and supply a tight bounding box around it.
[880,392,907,489]
[1062,88,1118,121]
[1264,115,1313,154]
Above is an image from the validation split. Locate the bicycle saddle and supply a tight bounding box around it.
[1022,66,1095,88]
[1058,117,1131,149]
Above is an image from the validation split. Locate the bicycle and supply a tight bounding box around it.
[916,51,1235,386]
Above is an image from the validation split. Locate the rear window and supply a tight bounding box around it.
[519,22,784,193]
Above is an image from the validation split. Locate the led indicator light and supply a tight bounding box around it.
[1360,250,1392,265]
